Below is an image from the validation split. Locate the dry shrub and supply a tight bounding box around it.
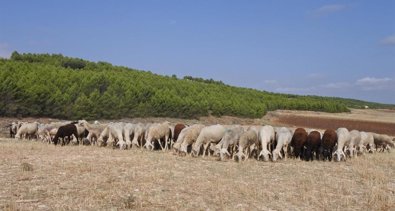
[21,163,33,172]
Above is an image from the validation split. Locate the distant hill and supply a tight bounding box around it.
[0,52,393,120]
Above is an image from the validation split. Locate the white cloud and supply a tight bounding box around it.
[0,43,12,58]
[355,77,393,90]
[381,34,395,46]
[321,82,351,89]
[313,4,347,16]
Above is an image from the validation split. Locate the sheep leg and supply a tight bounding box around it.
[164,135,169,151]
[202,143,209,157]
[157,139,165,151]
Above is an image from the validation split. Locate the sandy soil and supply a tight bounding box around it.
[1,139,394,211]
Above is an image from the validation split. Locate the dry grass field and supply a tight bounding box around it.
[1,138,394,211]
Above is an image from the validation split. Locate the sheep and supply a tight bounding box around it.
[9,122,18,138]
[290,128,308,159]
[258,125,275,161]
[304,131,321,161]
[123,123,136,149]
[359,131,374,154]
[191,124,226,157]
[272,127,293,162]
[321,129,338,161]
[97,126,110,147]
[109,123,127,149]
[334,128,350,162]
[52,123,79,145]
[131,123,149,148]
[234,129,259,162]
[179,124,205,155]
[97,123,126,149]
[78,120,106,145]
[15,122,39,140]
[74,122,88,144]
[373,133,394,152]
[347,130,361,157]
[145,122,171,151]
[213,125,245,161]
[172,123,187,147]
[173,126,190,153]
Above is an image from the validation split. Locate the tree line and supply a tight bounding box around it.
[0,52,392,120]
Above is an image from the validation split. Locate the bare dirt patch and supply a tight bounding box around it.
[1,139,394,210]
[268,109,395,136]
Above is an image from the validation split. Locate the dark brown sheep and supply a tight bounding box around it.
[290,128,308,159]
[321,129,338,161]
[52,124,79,146]
[304,131,321,161]
[173,124,186,143]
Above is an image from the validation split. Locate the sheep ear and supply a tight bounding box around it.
[278,152,283,159]
[268,151,272,155]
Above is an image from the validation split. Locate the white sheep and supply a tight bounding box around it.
[173,126,190,153]
[258,125,275,161]
[191,124,226,157]
[334,128,351,161]
[123,123,136,149]
[15,122,39,140]
[359,131,375,154]
[272,127,293,162]
[130,123,149,148]
[78,120,106,145]
[145,122,171,151]
[179,124,205,155]
[97,122,125,149]
[347,130,361,157]
[234,129,259,161]
[213,125,245,161]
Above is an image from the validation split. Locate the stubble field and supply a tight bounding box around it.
[1,109,395,210]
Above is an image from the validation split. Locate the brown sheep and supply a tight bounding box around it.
[290,128,308,159]
[321,129,338,161]
[173,124,186,145]
[304,131,321,161]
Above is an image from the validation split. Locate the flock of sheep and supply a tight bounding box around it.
[7,120,395,162]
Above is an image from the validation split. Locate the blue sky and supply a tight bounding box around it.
[1,1,394,104]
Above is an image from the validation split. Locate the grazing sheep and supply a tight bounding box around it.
[173,123,186,146]
[123,123,136,149]
[304,131,321,161]
[290,128,308,159]
[9,122,18,138]
[234,129,259,161]
[321,129,338,161]
[347,130,361,157]
[359,132,374,154]
[373,133,394,152]
[52,123,79,145]
[214,125,245,161]
[334,128,350,162]
[15,122,39,140]
[173,126,190,153]
[272,127,293,162]
[192,124,226,157]
[78,120,106,145]
[258,125,275,161]
[145,122,171,151]
[131,123,150,148]
[109,123,127,149]
[74,122,88,144]
[97,123,126,149]
[179,124,205,155]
